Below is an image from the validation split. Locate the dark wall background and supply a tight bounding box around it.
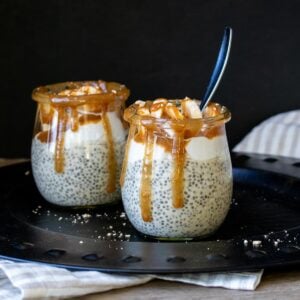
[1,0,299,157]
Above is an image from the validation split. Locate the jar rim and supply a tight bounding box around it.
[124,100,231,128]
[32,80,130,105]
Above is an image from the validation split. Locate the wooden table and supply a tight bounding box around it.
[1,158,300,299]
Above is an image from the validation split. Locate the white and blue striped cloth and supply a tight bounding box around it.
[2,109,299,299]
[234,110,300,158]
[0,260,263,299]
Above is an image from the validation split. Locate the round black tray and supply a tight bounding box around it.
[0,154,300,273]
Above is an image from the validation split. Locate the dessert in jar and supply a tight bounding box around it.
[31,80,130,207]
[120,98,232,238]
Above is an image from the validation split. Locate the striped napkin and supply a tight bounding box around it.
[233,110,300,158]
[0,260,263,299]
[4,109,298,299]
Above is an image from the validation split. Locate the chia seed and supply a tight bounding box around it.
[121,156,232,238]
[31,137,125,206]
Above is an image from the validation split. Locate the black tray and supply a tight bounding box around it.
[0,153,300,273]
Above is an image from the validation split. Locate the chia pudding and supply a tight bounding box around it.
[121,98,232,238]
[31,80,129,207]
[32,139,125,206]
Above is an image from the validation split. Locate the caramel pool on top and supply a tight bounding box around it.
[131,98,222,119]
[124,98,228,140]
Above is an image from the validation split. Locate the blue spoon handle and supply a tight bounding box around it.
[200,27,232,111]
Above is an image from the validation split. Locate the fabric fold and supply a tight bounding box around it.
[0,260,263,299]
[233,110,300,159]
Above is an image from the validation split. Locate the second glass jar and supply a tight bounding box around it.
[31,80,130,207]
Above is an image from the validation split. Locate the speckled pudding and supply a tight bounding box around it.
[120,98,232,238]
[31,80,129,207]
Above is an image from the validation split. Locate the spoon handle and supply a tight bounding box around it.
[200,27,233,111]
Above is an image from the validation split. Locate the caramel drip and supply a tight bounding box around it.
[140,128,155,222]
[39,103,54,125]
[102,110,117,193]
[78,114,102,125]
[71,108,79,131]
[202,126,224,139]
[171,129,185,208]
[54,107,67,173]
[132,123,222,215]
[120,124,136,187]
[37,131,49,143]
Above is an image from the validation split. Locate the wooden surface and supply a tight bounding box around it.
[1,158,300,299]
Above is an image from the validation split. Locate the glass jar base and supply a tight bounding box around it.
[43,199,121,210]
[141,230,216,241]
[154,237,194,241]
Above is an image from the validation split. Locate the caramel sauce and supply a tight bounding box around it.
[202,126,224,139]
[37,131,49,143]
[171,127,185,208]
[54,107,67,173]
[120,124,136,187]
[102,109,117,193]
[78,114,102,125]
[71,108,79,131]
[133,124,147,143]
[39,103,54,124]
[140,128,155,222]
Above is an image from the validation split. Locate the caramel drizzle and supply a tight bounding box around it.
[102,109,117,193]
[135,126,188,222]
[120,124,136,187]
[71,108,79,131]
[54,107,67,173]
[134,124,224,222]
[140,128,155,222]
[171,130,185,208]
[78,114,102,125]
[38,103,119,194]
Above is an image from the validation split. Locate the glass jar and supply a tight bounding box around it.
[120,99,232,239]
[31,80,130,207]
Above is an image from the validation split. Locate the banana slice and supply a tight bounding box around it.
[150,99,167,118]
[137,107,150,116]
[135,100,146,107]
[58,85,99,96]
[164,103,184,120]
[181,99,202,119]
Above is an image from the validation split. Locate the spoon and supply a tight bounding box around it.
[199,26,233,111]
